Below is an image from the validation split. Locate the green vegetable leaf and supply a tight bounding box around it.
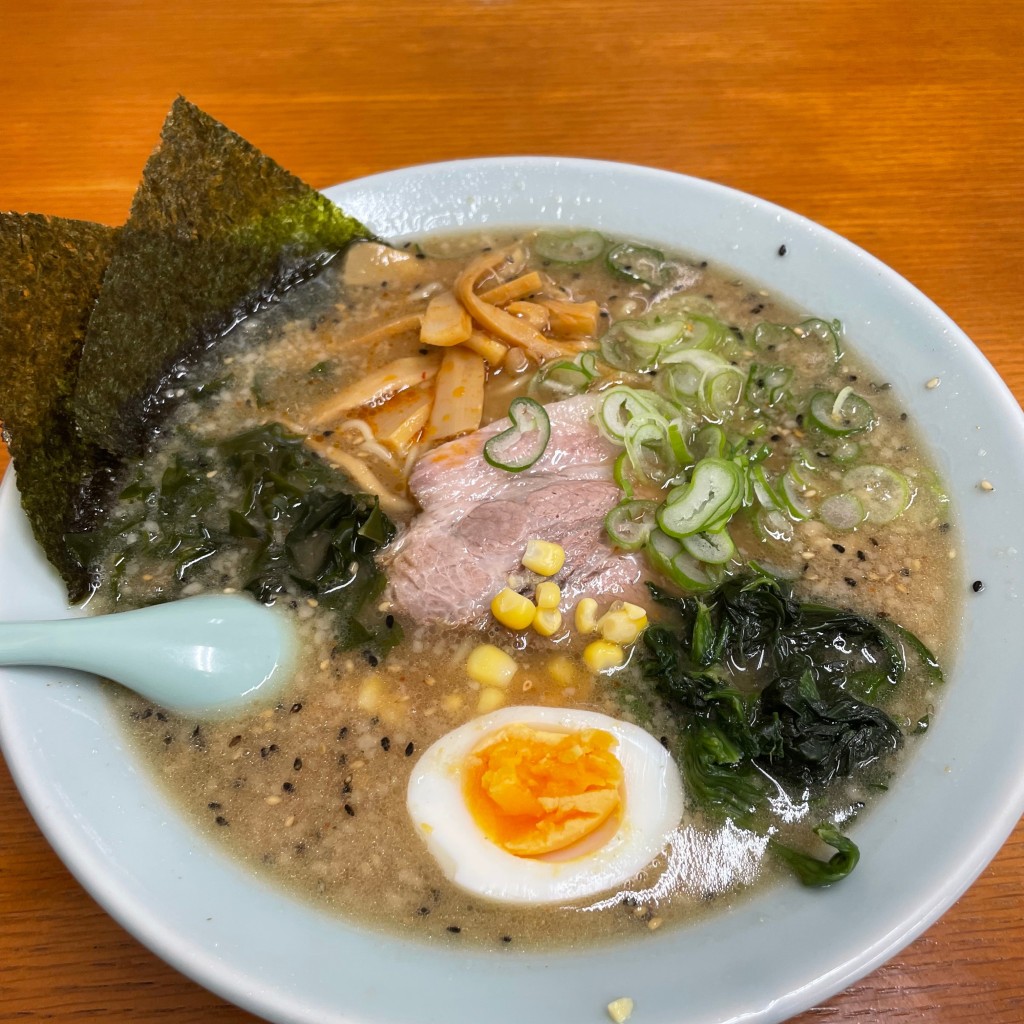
[771,823,860,886]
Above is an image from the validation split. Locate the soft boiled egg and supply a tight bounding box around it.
[406,705,685,905]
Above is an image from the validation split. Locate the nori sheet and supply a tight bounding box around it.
[74,96,372,455]
[0,214,119,600]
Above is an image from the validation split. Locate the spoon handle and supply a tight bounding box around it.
[0,616,106,671]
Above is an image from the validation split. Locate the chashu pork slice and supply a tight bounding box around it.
[384,394,648,625]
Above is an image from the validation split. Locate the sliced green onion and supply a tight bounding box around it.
[606,242,669,285]
[613,450,637,499]
[605,499,659,551]
[531,351,599,398]
[681,528,736,565]
[818,492,866,531]
[483,397,551,472]
[746,363,793,408]
[657,458,745,538]
[755,506,795,543]
[667,417,693,465]
[751,465,782,510]
[831,438,861,464]
[624,418,678,485]
[843,464,912,523]
[691,424,727,462]
[781,463,815,520]
[598,386,666,442]
[701,365,745,419]
[532,230,605,263]
[807,390,875,435]
[753,318,844,362]
[646,528,719,592]
[620,317,688,347]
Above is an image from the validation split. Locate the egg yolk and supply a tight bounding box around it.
[462,725,623,857]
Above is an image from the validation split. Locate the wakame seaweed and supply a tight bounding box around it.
[640,573,942,885]
[87,423,399,655]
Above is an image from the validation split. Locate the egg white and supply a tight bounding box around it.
[405,705,685,905]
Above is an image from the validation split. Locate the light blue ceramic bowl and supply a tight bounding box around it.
[2,158,1024,1023]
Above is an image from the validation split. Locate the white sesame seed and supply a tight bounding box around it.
[925,377,940,389]
[980,479,994,491]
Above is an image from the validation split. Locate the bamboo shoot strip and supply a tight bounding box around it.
[310,354,441,426]
[424,349,486,442]
[420,291,473,347]
[455,250,565,362]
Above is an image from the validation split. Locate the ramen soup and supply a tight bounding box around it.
[88,230,958,949]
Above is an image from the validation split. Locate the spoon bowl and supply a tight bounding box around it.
[0,594,296,715]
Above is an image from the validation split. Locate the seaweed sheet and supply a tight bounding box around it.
[0,214,119,600]
[75,96,372,455]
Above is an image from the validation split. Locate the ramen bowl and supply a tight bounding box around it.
[2,157,1023,1024]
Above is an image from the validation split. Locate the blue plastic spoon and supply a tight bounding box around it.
[0,595,296,716]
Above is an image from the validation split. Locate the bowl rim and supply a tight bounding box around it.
[3,155,1024,1024]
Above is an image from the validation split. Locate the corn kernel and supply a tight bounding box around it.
[574,597,599,634]
[466,644,518,687]
[617,601,649,624]
[476,686,507,713]
[598,610,646,645]
[490,587,537,630]
[535,581,561,609]
[547,654,578,688]
[533,607,563,637]
[607,998,634,1024]
[522,539,565,576]
[584,640,625,673]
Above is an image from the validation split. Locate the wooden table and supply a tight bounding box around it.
[1,1,1022,1020]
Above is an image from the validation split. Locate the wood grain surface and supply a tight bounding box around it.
[1,1,1022,1020]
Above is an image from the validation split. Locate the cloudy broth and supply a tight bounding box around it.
[95,230,960,949]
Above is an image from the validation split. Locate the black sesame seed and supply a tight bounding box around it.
[832,543,846,554]
[405,741,415,757]
[447,925,462,934]
[337,753,348,766]
[972,580,985,593]
[870,537,880,547]
[163,735,173,745]
[900,567,911,577]
[385,614,395,629]
[290,702,303,714]
[341,779,352,795]
[770,434,781,442]
[260,746,270,758]
[856,550,866,561]
[156,711,168,722]
[502,935,513,944]
[364,651,379,668]
[215,816,229,826]
[939,522,951,533]
[228,735,242,748]
[344,803,356,817]
[141,708,153,719]
[778,244,787,256]
[282,781,294,793]
[660,736,669,749]
[900,412,908,421]
[418,347,429,355]
[293,757,303,771]
[795,413,804,426]
[844,577,857,587]
[381,737,391,752]
[208,802,222,810]
[417,906,430,916]
[415,252,426,260]
[338,726,349,740]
